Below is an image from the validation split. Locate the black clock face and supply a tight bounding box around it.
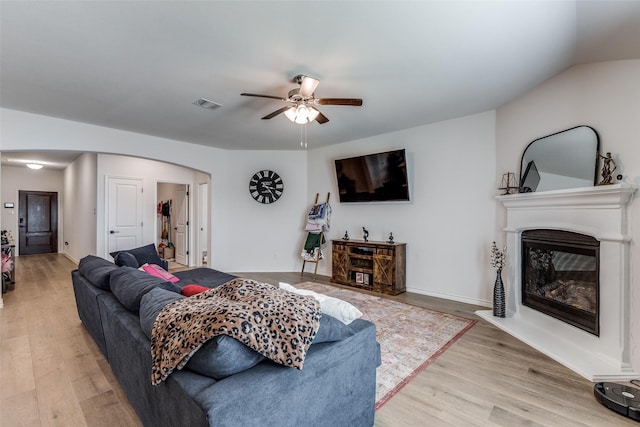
[249,170,284,204]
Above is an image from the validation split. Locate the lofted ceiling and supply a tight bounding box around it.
[1,0,639,161]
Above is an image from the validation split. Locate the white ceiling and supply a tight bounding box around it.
[1,0,639,161]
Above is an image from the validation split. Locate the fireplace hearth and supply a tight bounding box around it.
[476,184,638,381]
[521,229,599,336]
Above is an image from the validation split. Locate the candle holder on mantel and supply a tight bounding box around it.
[498,172,519,195]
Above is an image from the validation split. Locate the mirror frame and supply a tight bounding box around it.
[519,125,600,193]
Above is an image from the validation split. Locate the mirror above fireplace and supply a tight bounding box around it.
[519,126,599,193]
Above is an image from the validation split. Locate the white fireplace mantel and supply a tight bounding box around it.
[477,183,639,381]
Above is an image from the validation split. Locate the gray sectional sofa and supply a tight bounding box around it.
[71,254,380,427]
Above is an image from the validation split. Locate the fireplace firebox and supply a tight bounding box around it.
[521,229,599,336]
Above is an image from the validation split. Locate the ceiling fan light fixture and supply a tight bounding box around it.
[284,104,319,124]
[26,162,43,170]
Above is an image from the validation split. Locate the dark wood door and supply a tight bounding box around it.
[18,191,58,255]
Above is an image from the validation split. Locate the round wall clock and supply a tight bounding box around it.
[249,170,284,204]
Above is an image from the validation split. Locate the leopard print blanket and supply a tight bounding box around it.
[150,278,321,385]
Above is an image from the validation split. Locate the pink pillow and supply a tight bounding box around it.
[140,263,180,283]
[181,284,210,297]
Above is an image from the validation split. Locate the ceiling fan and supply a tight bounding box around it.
[241,74,363,124]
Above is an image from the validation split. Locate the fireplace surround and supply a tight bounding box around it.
[477,183,638,381]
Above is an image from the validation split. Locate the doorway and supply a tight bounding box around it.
[157,182,189,267]
[18,190,58,255]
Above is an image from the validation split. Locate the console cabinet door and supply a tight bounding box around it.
[374,248,395,288]
[332,243,348,282]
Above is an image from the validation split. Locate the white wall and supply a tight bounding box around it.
[223,149,308,272]
[1,109,308,272]
[63,153,97,263]
[495,59,640,376]
[0,165,65,256]
[308,111,497,304]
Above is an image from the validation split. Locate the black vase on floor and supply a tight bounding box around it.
[493,268,506,318]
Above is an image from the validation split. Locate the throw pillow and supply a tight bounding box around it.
[114,251,139,268]
[185,335,266,380]
[140,263,180,283]
[110,243,168,271]
[181,284,210,297]
[279,282,363,324]
[110,266,179,312]
[78,255,120,291]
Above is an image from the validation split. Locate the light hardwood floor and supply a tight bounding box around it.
[1,254,635,426]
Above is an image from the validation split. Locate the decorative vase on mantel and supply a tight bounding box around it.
[493,268,506,318]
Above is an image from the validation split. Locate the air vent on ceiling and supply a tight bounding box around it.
[193,98,223,110]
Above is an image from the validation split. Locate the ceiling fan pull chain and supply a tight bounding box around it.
[300,124,308,148]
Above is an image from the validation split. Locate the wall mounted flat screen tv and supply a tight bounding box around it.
[334,149,410,203]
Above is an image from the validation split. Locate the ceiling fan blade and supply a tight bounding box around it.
[316,98,363,106]
[310,106,329,124]
[241,93,286,101]
[261,106,292,120]
[299,76,320,98]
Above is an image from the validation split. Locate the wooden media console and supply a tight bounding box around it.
[331,239,406,295]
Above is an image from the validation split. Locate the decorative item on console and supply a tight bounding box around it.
[490,241,506,318]
[343,230,350,240]
[362,227,369,242]
[498,172,519,195]
[597,152,617,185]
[387,232,394,244]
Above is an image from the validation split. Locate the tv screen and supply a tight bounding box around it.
[334,149,410,203]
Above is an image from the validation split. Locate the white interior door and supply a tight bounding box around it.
[107,177,143,256]
[174,185,189,265]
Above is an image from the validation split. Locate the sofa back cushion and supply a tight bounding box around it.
[110,267,180,312]
[140,287,185,338]
[78,255,120,290]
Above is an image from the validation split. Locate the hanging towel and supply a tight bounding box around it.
[305,203,332,234]
[304,232,323,253]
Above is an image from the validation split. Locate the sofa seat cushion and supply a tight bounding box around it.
[110,266,180,312]
[78,255,120,290]
[110,243,168,271]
